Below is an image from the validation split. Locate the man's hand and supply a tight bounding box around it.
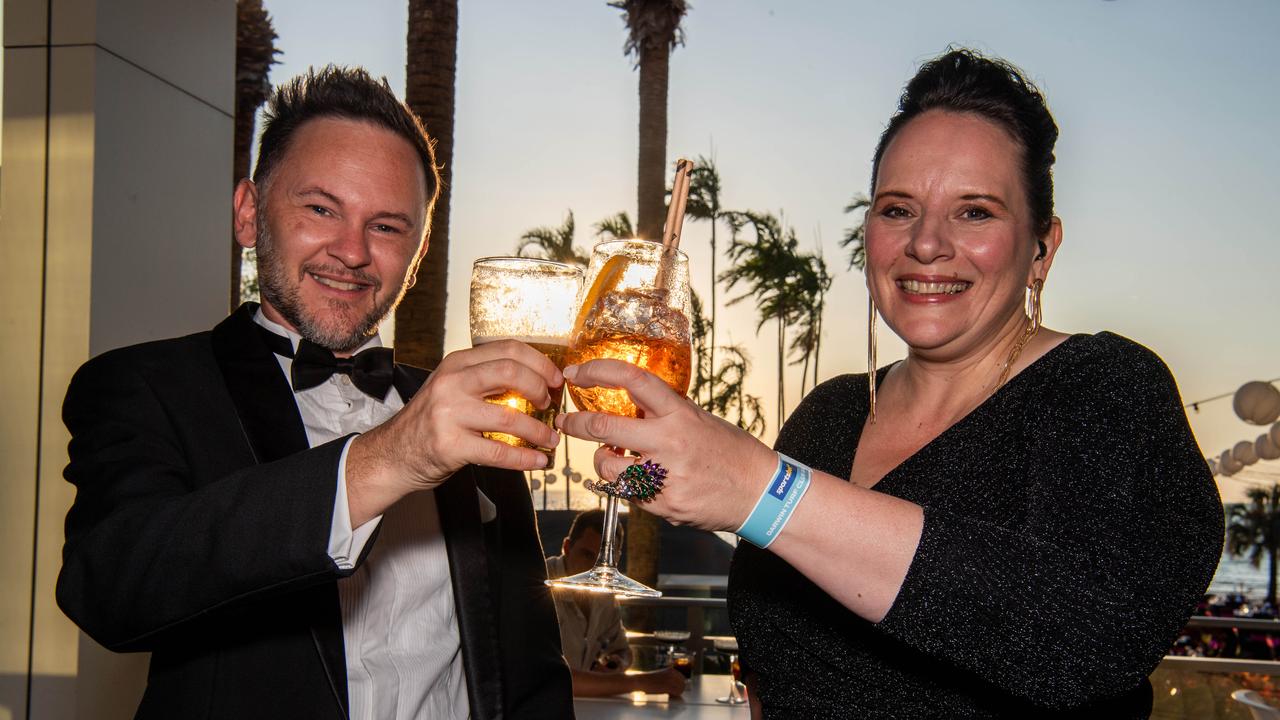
[568,667,686,698]
[345,340,562,525]
[637,668,687,698]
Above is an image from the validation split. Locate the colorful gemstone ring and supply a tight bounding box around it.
[584,459,668,502]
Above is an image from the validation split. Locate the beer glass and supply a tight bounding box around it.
[547,239,692,597]
[469,257,583,469]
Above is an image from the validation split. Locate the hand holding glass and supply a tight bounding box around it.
[547,239,692,598]
[469,257,583,468]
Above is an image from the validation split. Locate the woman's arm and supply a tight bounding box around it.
[557,359,923,621]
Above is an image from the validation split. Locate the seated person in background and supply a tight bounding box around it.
[547,510,685,698]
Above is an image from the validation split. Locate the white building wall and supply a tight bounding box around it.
[0,2,233,718]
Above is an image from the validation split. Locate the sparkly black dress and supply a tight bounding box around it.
[727,333,1223,718]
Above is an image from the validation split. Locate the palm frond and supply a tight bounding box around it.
[516,210,589,267]
[593,211,635,240]
[840,194,871,271]
[609,0,689,63]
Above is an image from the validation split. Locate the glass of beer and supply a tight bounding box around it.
[469,257,583,469]
[546,239,692,598]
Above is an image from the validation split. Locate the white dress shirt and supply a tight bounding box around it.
[545,555,632,672]
[253,311,470,720]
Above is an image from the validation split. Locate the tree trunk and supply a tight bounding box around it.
[625,30,673,621]
[708,220,717,407]
[231,103,254,309]
[1270,544,1277,608]
[232,0,277,310]
[777,312,785,430]
[635,41,669,243]
[813,310,822,390]
[799,349,810,397]
[398,0,458,370]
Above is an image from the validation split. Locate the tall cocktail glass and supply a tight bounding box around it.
[546,239,692,598]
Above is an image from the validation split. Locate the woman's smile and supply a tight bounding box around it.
[895,275,972,303]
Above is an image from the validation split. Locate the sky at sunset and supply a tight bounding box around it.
[259,0,1280,504]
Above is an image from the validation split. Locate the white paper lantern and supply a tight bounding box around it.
[1206,457,1219,476]
[1220,450,1243,476]
[1272,421,1280,449]
[1234,381,1280,425]
[1258,433,1280,461]
[1234,440,1260,466]
[529,477,542,491]
[570,471,583,484]
[544,472,558,485]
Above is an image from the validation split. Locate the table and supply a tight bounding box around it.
[574,675,750,719]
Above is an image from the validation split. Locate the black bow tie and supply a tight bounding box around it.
[257,325,395,401]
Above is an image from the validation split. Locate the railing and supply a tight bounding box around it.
[618,598,1280,717]
[619,596,728,670]
[619,598,1280,668]
[1188,616,1280,633]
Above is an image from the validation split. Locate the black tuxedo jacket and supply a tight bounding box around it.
[56,304,573,719]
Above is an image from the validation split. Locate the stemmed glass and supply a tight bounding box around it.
[714,638,746,705]
[654,629,692,666]
[545,238,693,598]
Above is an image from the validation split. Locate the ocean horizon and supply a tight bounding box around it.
[1210,550,1277,598]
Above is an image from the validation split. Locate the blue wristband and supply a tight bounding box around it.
[736,453,813,549]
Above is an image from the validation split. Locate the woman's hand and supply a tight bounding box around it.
[555,358,777,533]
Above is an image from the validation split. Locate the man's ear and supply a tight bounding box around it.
[561,537,571,556]
[403,232,431,290]
[233,179,260,250]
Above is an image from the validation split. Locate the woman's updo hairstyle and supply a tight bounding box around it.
[871,48,1059,240]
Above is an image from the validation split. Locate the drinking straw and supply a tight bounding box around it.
[662,158,695,250]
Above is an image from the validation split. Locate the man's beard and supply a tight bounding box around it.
[255,215,413,353]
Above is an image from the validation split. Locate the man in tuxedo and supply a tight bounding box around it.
[56,66,573,719]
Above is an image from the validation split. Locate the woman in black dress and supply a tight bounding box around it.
[556,48,1222,718]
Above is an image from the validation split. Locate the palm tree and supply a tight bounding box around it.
[609,0,689,242]
[593,211,636,240]
[683,155,730,405]
[839,194,872,271]
[517,211,590,267]
[720,210,809,430]
[232,0,279,309]
[788,251,833,395]
[1228,484,1280,608]
[396,0,458,370]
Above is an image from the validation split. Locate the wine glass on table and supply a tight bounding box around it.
[654,629,692,666]
[469,257,583,469]
[714,638,746,705]
[545,237,693,598]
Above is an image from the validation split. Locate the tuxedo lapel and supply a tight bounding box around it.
[437,468,503,720]
[211,304,310,464]
[211,304,348,715]
[392,363,426,402]
[396,363,504,719]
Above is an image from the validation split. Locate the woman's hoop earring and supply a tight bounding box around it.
[1028,277,1043,333]
[997,278,1045,388]
[867,293,878,423]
